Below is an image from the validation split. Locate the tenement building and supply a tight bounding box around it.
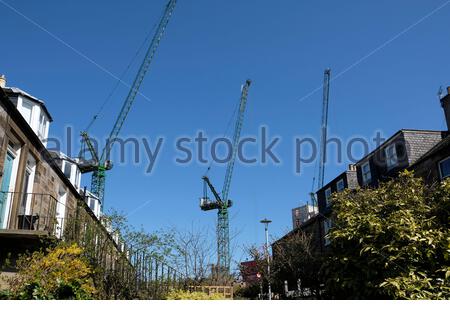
[0,75,124,285]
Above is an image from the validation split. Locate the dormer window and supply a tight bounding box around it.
[38,112,48,141]
[385,144,398,170]
[439,156,450,180]
[362,161,372,185]
[20,99,33,123]
[63,161,72,179]
[4,88,52,146]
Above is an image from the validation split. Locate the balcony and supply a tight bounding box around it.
[0,191,66,239]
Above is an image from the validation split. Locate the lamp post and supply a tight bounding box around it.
[260,218,272,300]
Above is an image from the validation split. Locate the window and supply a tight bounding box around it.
[325,188,332,207]
[19,170,31,214]
[324,219,333,246]
[63,161,72,179]
[89,198,95,211]
[336,179,345,192]
[439,157,450,180]
[74,168,81,189]
[385,144,398,170]
[38,112,48,140]
[20,99,33,123]
[361,161,371,184]
[55,188,67,239]
[19,154,36,216]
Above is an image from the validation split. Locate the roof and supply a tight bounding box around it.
[356,129,444,164]
[3,86,53,121]
[272,214,321,246]
[319,167,356,191]
[411,133,450,167]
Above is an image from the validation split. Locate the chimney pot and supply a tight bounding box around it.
[0,75,6,88]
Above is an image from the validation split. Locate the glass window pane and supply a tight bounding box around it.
[440,158,450,179]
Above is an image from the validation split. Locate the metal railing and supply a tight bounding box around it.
[0,191,187,299]
[0,191,67,236]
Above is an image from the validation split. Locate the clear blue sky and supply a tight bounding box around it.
[1,0,450,267]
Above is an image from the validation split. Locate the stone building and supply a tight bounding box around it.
[0,76,122,275]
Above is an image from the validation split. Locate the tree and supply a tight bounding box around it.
[171,225,214,284]
[103,210,176,263]
[322,171,450,299]
[238,245,269,299]
[272,231,322,298]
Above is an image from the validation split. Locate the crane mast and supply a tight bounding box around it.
[200,79,252,275]
[89,0,177,207]
[318,69,331,190]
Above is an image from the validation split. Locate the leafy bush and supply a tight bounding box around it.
[322,171,450,299]
[7,244,96,300]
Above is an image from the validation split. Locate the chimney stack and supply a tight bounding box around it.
[0,75,6,88]
[440,86,450,131]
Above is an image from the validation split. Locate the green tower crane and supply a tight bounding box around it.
[200,79,252,274]
[79,0,177,208]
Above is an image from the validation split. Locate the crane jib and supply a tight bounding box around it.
[90,0,178,207]
[100,0,178,163]
[221,79,251,202]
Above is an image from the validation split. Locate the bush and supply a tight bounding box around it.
[322,171,450,299]
[7,244,97,300]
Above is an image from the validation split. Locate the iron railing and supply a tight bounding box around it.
[0,191,187,299]
[0,191,66,237]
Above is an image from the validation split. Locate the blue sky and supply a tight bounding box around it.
[1,0,450,267]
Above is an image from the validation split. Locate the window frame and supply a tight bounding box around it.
[63,161,72,180]
[19,154,36,216]
[37,112,48,140]
[20,98,34,123]
[385,144,398,170]
[439,156,450,180]
[361,161,372,185]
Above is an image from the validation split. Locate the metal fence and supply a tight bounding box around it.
[0,191,186,299]
[0,191,66,236]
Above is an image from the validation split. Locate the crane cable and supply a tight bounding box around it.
[83,9,165,133]
[203,95,242,177]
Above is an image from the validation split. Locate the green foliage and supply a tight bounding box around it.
[7,244,97,300]
[322,171,450,299]
[166,289,223,300]
[103,210,176,263]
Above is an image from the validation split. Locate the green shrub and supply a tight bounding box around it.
[7,244,97,300]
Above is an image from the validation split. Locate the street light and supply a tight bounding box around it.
[260,218,272,300]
